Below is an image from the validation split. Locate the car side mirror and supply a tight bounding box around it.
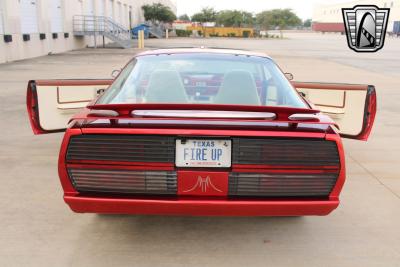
[111,69,121,78]
[298,91,307,98]
[285,73,294,80]
[96,88,107,96]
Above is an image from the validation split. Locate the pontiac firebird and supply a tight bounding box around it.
[26,48,376,216]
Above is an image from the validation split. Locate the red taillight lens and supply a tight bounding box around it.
[67,167,177,195]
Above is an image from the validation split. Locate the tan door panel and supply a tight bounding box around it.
[297,89,345,109]
[27,79,112,134]
[57,86,96,106]
[292,82,376,140]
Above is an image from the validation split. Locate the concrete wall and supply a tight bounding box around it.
[0,0,176,63]
[0,0,87,63]
[313,0,400,32]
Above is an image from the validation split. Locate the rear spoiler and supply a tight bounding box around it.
[86,103,324,122]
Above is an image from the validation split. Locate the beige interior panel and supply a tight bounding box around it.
[58,86,99,103]
[36,84,107,131]
[297,87,367,136]
[297,88,345,108]
[333,90,366,136]
[57,85,107,110]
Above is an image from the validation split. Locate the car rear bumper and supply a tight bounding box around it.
[64,196,339,216]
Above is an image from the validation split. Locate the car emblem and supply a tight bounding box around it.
[183,176,223,193]
[342,5,390,52]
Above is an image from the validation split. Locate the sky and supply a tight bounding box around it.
[176,0,350,20]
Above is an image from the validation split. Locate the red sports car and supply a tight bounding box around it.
[27,48,376,216]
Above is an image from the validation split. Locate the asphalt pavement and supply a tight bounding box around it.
[0,33,399,267]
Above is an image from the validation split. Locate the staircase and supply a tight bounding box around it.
[132,23,166,39]
[73,15,135,49]
[148,24,165,39]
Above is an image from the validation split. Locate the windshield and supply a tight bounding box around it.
[97,53,307,108]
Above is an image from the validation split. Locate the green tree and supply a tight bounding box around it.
[240,11,255,27]
[191,7,217,22]
[303,18,312,28]
[216,10,254,27]
[142,3,176,23]
[256,9,301,37]
[178,14,190,21]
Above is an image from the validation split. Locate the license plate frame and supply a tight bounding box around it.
[175,139,232,168]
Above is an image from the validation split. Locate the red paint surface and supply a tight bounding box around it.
[64,196,339,216]
[178,171,228,197]
[58,128,345,215]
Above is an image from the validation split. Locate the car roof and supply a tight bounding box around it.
[136,47,272,59]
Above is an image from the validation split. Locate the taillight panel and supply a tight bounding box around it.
[229,171,339,198]
[63,134,341,197]
[68,168,177,195]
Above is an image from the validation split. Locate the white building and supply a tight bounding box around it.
[313,0,400,32]
[0,0,176,63]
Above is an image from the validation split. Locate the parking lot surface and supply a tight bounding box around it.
[1,33,399,267]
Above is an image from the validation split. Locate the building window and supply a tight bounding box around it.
[4,35,13,43]
[22,34,30,41]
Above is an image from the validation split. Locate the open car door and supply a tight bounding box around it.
[27,79,113,134]
[292,82,377,141]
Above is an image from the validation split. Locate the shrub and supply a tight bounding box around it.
[176,29,192,37]
[243,30,250,38]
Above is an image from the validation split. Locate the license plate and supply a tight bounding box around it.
[175,139,232,167]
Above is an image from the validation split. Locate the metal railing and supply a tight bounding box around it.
[146,21,167,38]
[73,15,133,48]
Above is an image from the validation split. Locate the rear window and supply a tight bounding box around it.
[97,53,307,108]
